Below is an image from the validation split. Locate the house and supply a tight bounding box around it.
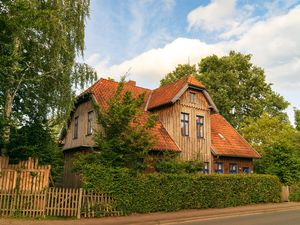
[62,75,260,187]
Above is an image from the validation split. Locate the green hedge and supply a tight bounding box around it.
[82,164,281,214]
[290,183,300,201]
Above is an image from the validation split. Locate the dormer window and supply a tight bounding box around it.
[87,111,93,135]
[74,116,79,139]
[189,92,196,103]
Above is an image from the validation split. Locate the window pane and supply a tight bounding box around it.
[181,113,189,136]
[87,111,93,135]
[74,116,79,139]
[196,115,204,138]
[190,92,196,103]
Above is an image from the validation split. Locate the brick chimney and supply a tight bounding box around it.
[127,80,136,86]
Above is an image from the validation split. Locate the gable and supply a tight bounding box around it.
[147,76,218,112]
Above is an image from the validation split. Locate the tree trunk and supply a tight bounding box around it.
[1,91,13,156]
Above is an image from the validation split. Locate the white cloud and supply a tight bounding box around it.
[93,38,224,88]
[187,0,237,32]
[89,4,300,115]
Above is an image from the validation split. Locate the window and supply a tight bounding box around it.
[189,92,196,103]
[196,115,204,138]
[181,112,189,136]
[74,116,79,139]
[243,167,250,174]
[87,111,93,135]
[229,163,238,174]
[203,162,209,174]
[214,162,224,174]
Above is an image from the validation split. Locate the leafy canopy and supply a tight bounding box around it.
[240,113,300,184]
[159,51,289,128]
[197,51,288,127]
[0,0,96,153]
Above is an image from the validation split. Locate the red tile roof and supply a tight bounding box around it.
[210,114,261,158]
[77,76,259,158]
[148,75,205,110]
[84,78,180,152]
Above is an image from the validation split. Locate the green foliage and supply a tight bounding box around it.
[155,160,203,174]
[159,52,289,128]
[92,77,156,172]
[241,113,300,185]
[241,113,298,154]
[6,121,63,184]
[197,51,288,127]
[294,108,300,131]
[256,144,300,185]
[0,0,96,153]
[81,163,282,213]
[160,64,196,86]
[290,183,300,202]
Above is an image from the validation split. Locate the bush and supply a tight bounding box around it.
[290,183,300,202]
[155,160,203,174]
[81,164,282,214]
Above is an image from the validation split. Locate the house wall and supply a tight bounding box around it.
[63,100,98,150]
[212,156,253,174]
[62,149,92,188]
[154,89,211,164]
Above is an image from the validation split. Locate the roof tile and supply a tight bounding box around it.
[211,114,261,158]
[85,78,180,152]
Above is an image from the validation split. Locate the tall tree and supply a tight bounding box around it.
[160,64,196,86]
[0,0,96,155]
[197,51,289,127]
[160,52,289,128]
[240,113,300,184]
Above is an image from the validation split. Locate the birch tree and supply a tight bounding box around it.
[0,0,96,155]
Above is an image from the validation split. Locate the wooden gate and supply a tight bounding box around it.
[0,157,50,191]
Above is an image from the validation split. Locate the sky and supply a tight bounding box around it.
[82,0,300,123]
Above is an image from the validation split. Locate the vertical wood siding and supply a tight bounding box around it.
[154,89,211,163]
[63,100,99,150]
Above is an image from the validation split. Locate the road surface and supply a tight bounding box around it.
[169,208,300,225]
[1,203,300,225]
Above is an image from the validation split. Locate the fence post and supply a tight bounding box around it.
[77,188,83,219]
[43,188,48,218]
[281,186,289,202]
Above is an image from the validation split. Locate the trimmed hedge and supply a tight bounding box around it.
[290,183,300,202]
[82,164,281,214]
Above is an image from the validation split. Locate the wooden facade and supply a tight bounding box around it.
[63,100,98,151]
[154,89,211,165]
[212,156,253,174]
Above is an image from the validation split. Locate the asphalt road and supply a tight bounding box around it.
[171,208,300,225]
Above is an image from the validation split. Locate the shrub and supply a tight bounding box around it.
[290,183,300,202]
[81,164,282,214]
[155,160,203,174]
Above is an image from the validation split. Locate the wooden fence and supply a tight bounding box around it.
[0,157,50,191]
[0,187,122,218]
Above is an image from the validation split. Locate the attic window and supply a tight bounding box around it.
[218,133,225,140]
[87,111,93,135]
[74,116,79,139]
[189,92,196,103]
